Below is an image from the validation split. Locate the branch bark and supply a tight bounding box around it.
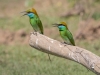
[29,32,100,75]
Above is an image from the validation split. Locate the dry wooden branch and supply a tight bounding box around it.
[29,32,100,75]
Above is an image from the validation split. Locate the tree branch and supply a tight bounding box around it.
[29,32,100,75]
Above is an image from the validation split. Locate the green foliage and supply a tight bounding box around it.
[67,0,77,7]
[92,12,100,20]
[95,0,100,2]
[25,0,35,7]
[0,45,95,75]
[0,17,9,29]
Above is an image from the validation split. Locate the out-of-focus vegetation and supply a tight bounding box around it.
[92,12,100,20]
[0,0,100,75]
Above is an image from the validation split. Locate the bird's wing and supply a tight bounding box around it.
[36,17,43,34]
[65,30,75,46]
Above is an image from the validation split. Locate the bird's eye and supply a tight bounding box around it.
[58,24,62,26]
[27,11,31,13]
[60,24,64,26]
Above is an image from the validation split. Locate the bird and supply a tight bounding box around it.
[21,8,51,61]
[53,22,75,46]
[22,8,43,34]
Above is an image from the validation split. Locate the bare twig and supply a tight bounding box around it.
[29,32,100,75]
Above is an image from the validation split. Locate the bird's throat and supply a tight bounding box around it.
[29,16,34,19]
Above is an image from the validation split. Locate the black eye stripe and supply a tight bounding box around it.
[58,24,64,26]
[27,11,32,13]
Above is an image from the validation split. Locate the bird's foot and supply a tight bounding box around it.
[61,42,72,47]
[34,32,38,36]
[60,42,68,46]
[30,32,38,36]
[61,42,74,52]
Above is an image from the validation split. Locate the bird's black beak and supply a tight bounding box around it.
[52,23,59,27]
[20,11,28,17]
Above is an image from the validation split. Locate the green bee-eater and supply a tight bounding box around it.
[22,8,43,34]
[22,8,51,61]
[53,22,75,46]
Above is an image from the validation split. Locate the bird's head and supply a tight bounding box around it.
[53,22,68,31]
[22,8,39,18]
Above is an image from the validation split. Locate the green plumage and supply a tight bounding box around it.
[54,22,75,46]
[30,15,43,34]
[60,28,75,46]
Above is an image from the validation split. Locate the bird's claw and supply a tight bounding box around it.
[33,32,38,36]
[60,42,71,46]
[30,32,38,36]
[60,42,67,46]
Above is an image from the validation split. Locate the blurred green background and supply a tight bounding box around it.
[0,0,100,75]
